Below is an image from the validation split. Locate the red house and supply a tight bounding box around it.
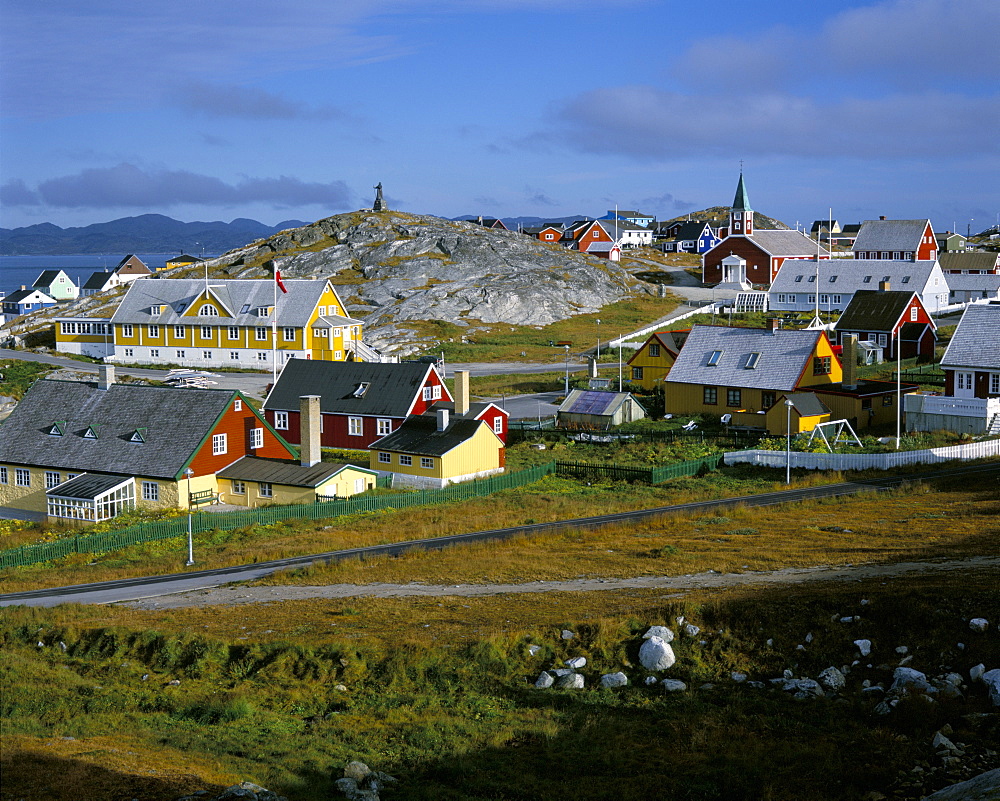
[833,289,937,362]
[851,218,937,261]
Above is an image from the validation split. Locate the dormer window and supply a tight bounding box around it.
[199,305,219,316]
[257,306,272,317]
[48,422,65,436]
[83,425,100,439]
[707,350,723,367]
[130,428,147,443]
[150,305,163,315]
[352,382,370,398]
[745,352,761,369]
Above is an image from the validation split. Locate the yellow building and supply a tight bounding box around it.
[764,392,832,435]
[369,408,504,489]
[626,330,683,390]
[215,456,378,507]
[663,323,841,433]
[52,316,115,358]
[55,278,377,369]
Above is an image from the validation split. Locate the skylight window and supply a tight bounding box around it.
[707,350,723,367]
[83,425,100,439]
[829,276,838,283]
[240,304,252,314]
[352,382,370,398]
[882,276,891,282]
[901,276,910,284]
[808,275,816,283]
[745,352,761,369]
[863,276,872,283]
[794,276,803,283]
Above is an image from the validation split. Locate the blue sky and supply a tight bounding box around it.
[1,0,998,234]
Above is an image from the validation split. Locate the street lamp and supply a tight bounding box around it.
[784,398,794,485]
[595,318,601,361]
[185,468,195,566]
[564,344,570,396]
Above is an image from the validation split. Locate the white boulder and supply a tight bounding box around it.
[643,626,674,642]
[891,667,935,694]
[982,669,1000,706]
[565,656,587,669]
[684,624,700,637]
[854,639,872,657]
[556,672,585,689]
[970,663,986,682]
[527,644,541,656]
[600,672,628,689]
[969,618,989,632]
[639,636,676,671]
[534,671,554,689]
[661,679,687,692]
[818,667,846,692]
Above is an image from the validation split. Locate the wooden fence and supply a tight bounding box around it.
[555,454,722,484]
[0,462,557,569]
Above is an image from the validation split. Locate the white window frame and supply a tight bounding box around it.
[258,482,273,498]
[250,427,264,449]
[234,398,242,411]
[432,385,442,400]
[493,416,503,434]
[228,326,240,340]
[232,480,246,495]
[0,466,6,484]
[421,457,434,469]
[990,373,1000,394]
[255,327,268,341]
[378,452,391,464]
[275,411,289,430]
[423,387,432,401]
[348,416,363,436]
[213,433,228,455]
[147,325,159,337]
[45,471,61,489]
[174,325,185,338]
[200,325,212,339]
[377,418,392,436]
[15,468,31,487]
[399,454,412,466]
[142,481,159,501]
[283,327,296,342]
[122,324,133,337]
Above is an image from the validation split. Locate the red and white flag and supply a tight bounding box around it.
[275,269,288,294]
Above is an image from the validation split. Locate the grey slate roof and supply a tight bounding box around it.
[83,271,116,291]
[370,415,490,457]
[944,274,1000,292]
[263,359,443,417]
[665,325,823,391]
[217,456,374,487]
[941,304,1000,371]
[33,270,66,287]
[111,278,354,329]
[939,252,1000,271]
[834,290,918,333]
[852,219,930,253]
[770,259,942,295]
[748,229,828,257]
[0,379,239,479]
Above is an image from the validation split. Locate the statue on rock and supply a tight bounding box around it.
[373,182,386,212]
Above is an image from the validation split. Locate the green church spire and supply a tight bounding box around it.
[732,172,752,212]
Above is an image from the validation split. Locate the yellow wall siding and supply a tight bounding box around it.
[664,383,780,417]
[370,426,502,481]
[0,466,182,513]
[628,345,676,390]
[763,406,830,435]
[216,469,375,507]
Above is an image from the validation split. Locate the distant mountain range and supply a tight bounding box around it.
[0,214,308,256]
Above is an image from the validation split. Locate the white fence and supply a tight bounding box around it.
[725,438,1000,471]
[610,301,721,349]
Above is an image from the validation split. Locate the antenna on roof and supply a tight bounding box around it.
[807,222,823,329]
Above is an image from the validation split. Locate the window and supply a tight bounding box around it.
[813,356,832,375]
[901,276,911,284]
[348,416,363,436]
[777,294,787,303]
[745,352,761,369]
[123,348,134,358]
[761,391,776,409]
[213,433,228,455]
[234,399,242,411]
[883,395,894,407]
[893,252,901,260]
[399,455,412,466]
[632,367,643,380]
[794,275,804,283]
[142,481,159,501]
[808,275,816,283]
[45,471,61,489]
[0,466,6,484]
[257,352,268,361]
[592,230,600,238]
[423,387,432,401]
[910,306,918,321]
[318,306,327,316]
[703,386,717,405]
[333,328,342,337]
[863,275,872,283]
[150,305,163,315]
[258,482,273,498]
[990,373,1000,394]
[275,411,289,430]
[421,457,434,469]
[232,480,246,495]
[832,295,842,305]
[147,325,159,337]
[48,422,64,436]
[257,307,271,317]
[648,343,660,357]
[829,275,838,283]
[230,351,240,360]
[313,327,325,337]
[493,416,504,434]
[957,372,973,391]
[240,304,251,315]
[545,233,554,240]
[377,418,392,436]
[808,295,816,304]
[250,428,263,449]
[283,327,295,341]
[432,385,442,400]
[130,428,145,443]
[820,294,830,304]
[15,468,30,487]
[707,350,723,367]
[176,303,187,313]
[199,305,218,316]
[200,325,212,338]
[256,327,268,341]
[228,326,240,339]
[150,348,159,358]
[727,389,742,407]
[203,350,212,359]
[882,276,891,283]
[334,351,343,360]
[878,334,887,346]
[174,325,185,338]
[378,452,391,464]
[122,324,133,337]
[176,350,185,359]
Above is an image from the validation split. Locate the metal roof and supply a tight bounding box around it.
[370,415,491,457]
[217,456,374,487]
[0,379,241,479]
[732,173,752,212]
[941,303,1000,371]
[48,473,133,499]
[263,359,445,416]
[558,390,638,416]
[665,324,823,391]
[939,252,1000,271]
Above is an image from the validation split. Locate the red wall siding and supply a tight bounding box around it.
[703,238,773,285]
[190,402,293,476]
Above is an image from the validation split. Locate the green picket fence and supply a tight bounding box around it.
[555,454,722,484]
[0,462,557,569]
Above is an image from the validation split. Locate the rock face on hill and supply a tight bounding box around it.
[202,211,643,354]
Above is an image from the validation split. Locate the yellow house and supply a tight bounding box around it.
[55,277,375,369]
[163,254,204,271]
[369,408,504,489]
[764,392,832,435]
[663,323,842,432]
[626,330,683,390]
[53,316,115,358]
[215,456,378,507]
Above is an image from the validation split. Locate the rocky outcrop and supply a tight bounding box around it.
[204,211,642,355]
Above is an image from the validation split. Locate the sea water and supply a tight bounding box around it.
[0,254,210,297]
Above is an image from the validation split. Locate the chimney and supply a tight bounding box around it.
[20,285,26,290]
[879,215,886,221]
[454,370,470,417]
[769,317,781,334]
[98,365,115,390]
[879,280,891,292]
[842,335,858,390]
[436,408,449,432]
[299,395,322,467]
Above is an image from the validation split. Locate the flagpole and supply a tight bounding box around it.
[272,268,278,385]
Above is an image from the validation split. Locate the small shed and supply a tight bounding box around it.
[557,390,647,430]
[216,456,378,506]
[764,392,831,436]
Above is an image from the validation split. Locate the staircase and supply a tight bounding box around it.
[346,339,395,363]
[987,413,1000,436]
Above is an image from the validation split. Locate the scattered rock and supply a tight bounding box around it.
[639,636,676,671]
[854,639,872,657]
[921,768,1000,800]
[661,679,687,692]
[731,672,747,683]
[555,672,585,690]
[971,664,986,683]
[643,626,674,642]
[982,669,1000,706]
[565,656,587,669]
[818,667,846,692]
[684,624,700,637]
[600,672,628,689]
[526,645,541,656]
[560,630,575,640]
[969,618,990,633]
[534,672,554,689]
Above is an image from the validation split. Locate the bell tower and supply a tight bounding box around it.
[730,171,753,236]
